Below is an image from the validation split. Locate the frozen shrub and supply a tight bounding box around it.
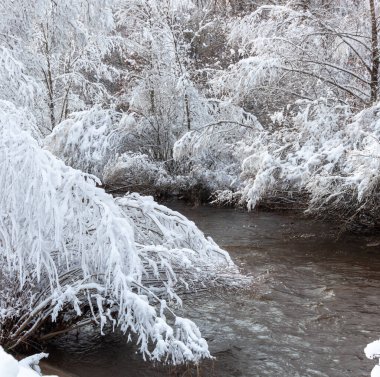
[44,107,125,180]
[237,98,380,228]
[103,152,171,193]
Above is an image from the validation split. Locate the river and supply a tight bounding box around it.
[45,203,380,377]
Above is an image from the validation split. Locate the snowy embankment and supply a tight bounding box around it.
[365,340,380,377]
[0,347,56,377]
[0,100,244,365]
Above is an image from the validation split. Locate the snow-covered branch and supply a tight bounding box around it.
[0,100,243,364]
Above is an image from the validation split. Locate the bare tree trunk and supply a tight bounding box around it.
[184,93,191,131]
[59,83,71,124]
[150,89,155,114]
[44,62,56,130]
[370,0,379,103]
[41,25,56,130]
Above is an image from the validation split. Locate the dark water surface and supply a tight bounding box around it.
[46,203,380,377]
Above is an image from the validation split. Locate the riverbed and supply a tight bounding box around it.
[45,203,380,376]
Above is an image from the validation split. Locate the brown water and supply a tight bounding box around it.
[46,203,380,377]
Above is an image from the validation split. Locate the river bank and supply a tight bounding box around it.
[40,362,77,377]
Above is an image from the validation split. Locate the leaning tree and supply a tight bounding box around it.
[0,100,242,364]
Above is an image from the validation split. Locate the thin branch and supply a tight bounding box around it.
[279,66,369,102]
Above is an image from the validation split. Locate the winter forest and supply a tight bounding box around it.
[1,0,380,376]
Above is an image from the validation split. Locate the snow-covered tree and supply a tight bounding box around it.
[32,0,124,131]
[233,97,380,229]
[0,100,242,363]
[115,0,242,163]
[213,0,379,117]
[114,0,195,161]
[173,103,262,194]
[0,0,123,133]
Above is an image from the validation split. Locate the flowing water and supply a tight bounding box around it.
[45,203,380,377]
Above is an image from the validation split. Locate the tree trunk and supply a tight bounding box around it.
[41,25,56,130]
[184,93,191,131]
[370,0,379,103]
[43,60,55,130]
[150,89,155,114]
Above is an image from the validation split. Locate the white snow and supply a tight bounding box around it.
[372,365,380,377]
[365,340,380,377]
[365,340,380,360]
[0,347,57,377]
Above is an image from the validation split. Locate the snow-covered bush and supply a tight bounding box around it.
[169,91,380,227]
[173,103,262,196]
[236,98,380,228]
[174,125,245,193]
[0,100,242,364]
[44,109,179,193]
[103,152,171,193]
[44,107,126,180]
[239,98,352,208]
[305,103,380,226]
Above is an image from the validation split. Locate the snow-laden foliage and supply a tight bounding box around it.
[213,1,374,115]
[44,108,175,192]
[306,103,380,221]
[44,83,263,197]
[26,0,380,231]
[116,0,194,162]
[174,89,380,226]
[0,347,55,377]
[116,193,240,290]
[103,153,171,192]
[115,0,233,162]
[239,98,352,208]
[0,100,241,364]
[44,107,126,179]
[174,94,380,227]
[173,103,262,193]
[237,98,380,227]
[0,45,39,110]
[1,0,123,132]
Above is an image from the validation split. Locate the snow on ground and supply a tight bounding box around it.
[365,340,380,377]
[0,347,57,377]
